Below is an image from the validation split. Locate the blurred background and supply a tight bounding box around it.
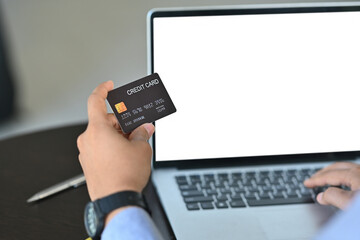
[0,0,355,140]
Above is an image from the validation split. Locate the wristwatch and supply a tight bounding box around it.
[84,191,148,240]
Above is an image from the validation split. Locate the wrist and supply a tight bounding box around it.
[90,186,144,202]
[84,191,149,239]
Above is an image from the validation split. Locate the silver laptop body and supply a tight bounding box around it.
[147,2,360,240]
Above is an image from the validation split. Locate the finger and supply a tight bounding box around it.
[313,162,357,176]
[129,123,155,142]
[107,113,121,130]
[88,81,114,124]
[106,113,131,138]
[76,133,83,150]
[317,187,355,209]
[78,153,85,169]
[304,169,352,188]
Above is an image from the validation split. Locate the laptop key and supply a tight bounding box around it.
[216,201,229,209]
[247,186,259,193]
[204,174,215,180]
[300,188,312,196]
[300,168,311,175]
[247,197,314,206]
[214,182,226,188]
[191,179,201,184]
[179,185,197,191]
[245,171,256,178]
[242,181,253,187]
[229,181,239,187]
[181,190,204,197]
[272,191,285,199]
[245,193,257,200]
[184,196,213,203]
[217,195,228,201]
[230,200,246,208]
[177,179,188,185]
[218,173,229,180]
[284,178,293,184]
[200,183,212,189]
[231,172,242,179]
[259,192,271,199]
[301,192,312,198]
[201,202,214,210]
[190,175,201,183]
[220,188,232,194]
[186,203,200,210]
[230,193,243,200]
[261,186,273,192]
[272,177,283,184]
[176,176,186,180]
[286,190,298,198]
[255,179,268,186]
[190,174,200,179]
[287,169,296,174]
[233,187,246,193]
[287,183,297,190]
[275,185,286,191]
[206,189,218,195]
[176,176,188,185]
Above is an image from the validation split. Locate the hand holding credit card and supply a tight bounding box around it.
[107,73,176,133]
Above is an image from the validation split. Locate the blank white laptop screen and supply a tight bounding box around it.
[153,11,360,162]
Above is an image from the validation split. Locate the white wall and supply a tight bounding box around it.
[0,0,355,139]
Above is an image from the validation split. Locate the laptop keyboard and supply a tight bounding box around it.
[175,168,328,210]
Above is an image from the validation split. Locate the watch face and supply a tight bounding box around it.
[84,202,100,237]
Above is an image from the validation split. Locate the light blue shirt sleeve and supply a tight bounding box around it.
[102,207,164,240]
[315,193,360,240]
[103,195,360,240]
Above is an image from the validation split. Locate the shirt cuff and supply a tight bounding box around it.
[102,207,164,240]
[315,193,360,240]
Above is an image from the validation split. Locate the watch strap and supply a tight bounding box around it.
[94,191,147,215]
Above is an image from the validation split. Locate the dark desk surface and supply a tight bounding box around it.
[0,124,174,239]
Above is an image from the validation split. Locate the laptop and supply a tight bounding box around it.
[147,2,360,240]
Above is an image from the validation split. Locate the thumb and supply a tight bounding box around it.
[129,123,155,142]
[317,187,355,210]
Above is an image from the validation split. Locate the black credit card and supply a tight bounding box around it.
[107,73,176,134]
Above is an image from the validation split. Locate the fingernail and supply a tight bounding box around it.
[317,192,324,202]
[143,123,154,136]
[105,80,114,89]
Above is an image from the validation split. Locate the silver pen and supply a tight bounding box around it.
[27,174,86,203]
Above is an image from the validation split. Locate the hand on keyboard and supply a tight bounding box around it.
[304,162,360,210]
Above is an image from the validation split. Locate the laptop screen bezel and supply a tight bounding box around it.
[148,3,360,169]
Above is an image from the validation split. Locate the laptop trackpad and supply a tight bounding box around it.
[195,214,267,240]
[258,204,335,240]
